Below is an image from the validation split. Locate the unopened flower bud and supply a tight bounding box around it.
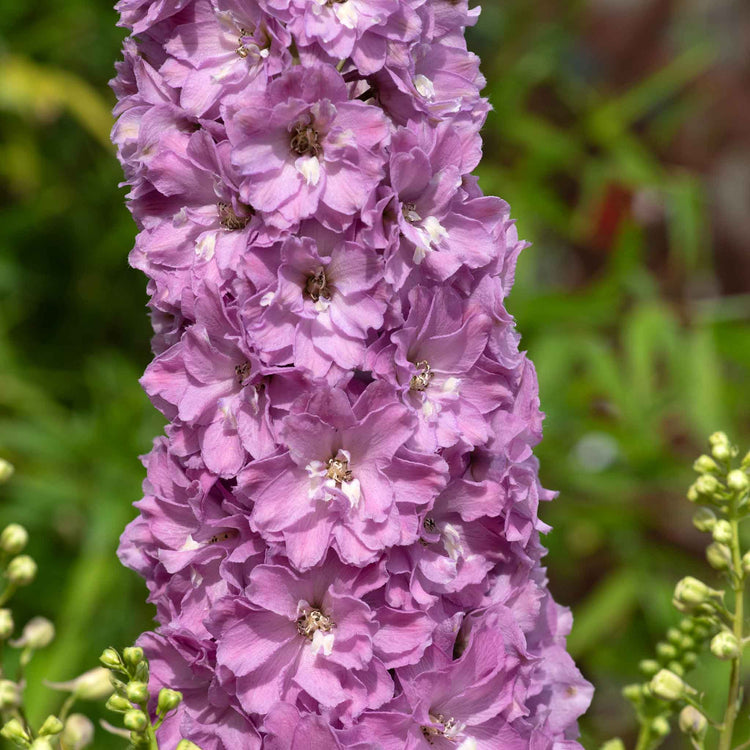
[706,542,731,570]
[106,694,132,713]
[674,577,720,609]
[666,628,682,645]
[45,667,113,701]
[649,669,693,701]
[176,741,204,750]
[123,709,148,733]
[742,551,750,575]
[694,455,719,474]
[679,618,694,633]
[682,651,698,669]
[12,617,54,649]
[0,524,28,555]
[0,459,14,483]
[1,718,30,745]
[127,681,149,705]
[599,742,625,750]
[122,646,144,668]
[0,609,12,639]
[622,683,643,702]
[655,642,677,661]
[651,716,670,738]
[709,431,732,462]
[157,688,182,714]
[712,520,733,544]
[639,659,660,677]
[61,714,94,750]
[38,716,63,737]
[695,474,721,497]
[710,631,740,660]
[5,555,37,586]
[727,470,749,493]
[692,508,716,533]
[678,706,707,737]
[667,661,684,676]
[0,680,21,709]
[100,647,122,670]
[28,739,54,750]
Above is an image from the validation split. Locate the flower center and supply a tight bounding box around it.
[410,360,433,392]
[423,516,437,533]
[235,28,251,58]
[235,361,251,385]
[305,268,332,303]
[291,123,323,157]
[402,202,421,223]
[421,714,464,743]
[326,455,353,485]
[296,608,335,640]
[217,202,250,231]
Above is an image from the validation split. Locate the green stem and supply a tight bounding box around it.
[635,725,652,750]
[718,516,745,750]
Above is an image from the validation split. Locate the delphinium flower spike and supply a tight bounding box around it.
[113,0,593,746]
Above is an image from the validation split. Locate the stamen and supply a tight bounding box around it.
[420,714,464,743]
[208,530,239,544]
[291,123,323,157]
[410,360,433,392]
[423,516,437,533]
[235,361,251,385]
[305,269,332,303]
[218,202,251,231]
[235,28,250,58]
[326,456,353,485]
[402,202,421,223]
[296,608,335,640]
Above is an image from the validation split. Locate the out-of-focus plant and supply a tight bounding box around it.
[0,464,200,750]
[603,432,750,749]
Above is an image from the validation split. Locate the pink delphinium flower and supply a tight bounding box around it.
[114,0,592,745]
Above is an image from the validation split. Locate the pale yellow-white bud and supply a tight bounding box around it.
[0,680,21,709]
[0,609,13,639]
[11,616,55,650]
[727,469,749,492]
[678,706,707,737]
[712,520,733,544]
[1,717,30,745]
[710,631,740,660]
[0,524,28,555]
[157,688,182,714]
[649,669,693,701]
[0,459,14,483]
[176,741,204,750]
[60,714,95,750]
[123,709,148,733]
[45,667,113,701]
[5,555,37,586]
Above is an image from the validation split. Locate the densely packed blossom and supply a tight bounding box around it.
[114,0,592,746]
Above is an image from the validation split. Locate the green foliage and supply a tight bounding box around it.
[0,1,747,748]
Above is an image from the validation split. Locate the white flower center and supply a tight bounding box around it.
[414,74,436,100]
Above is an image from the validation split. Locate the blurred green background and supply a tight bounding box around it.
[0,0,749,747]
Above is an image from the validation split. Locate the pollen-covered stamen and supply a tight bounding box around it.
[235,361,251,385]
[296,607,335,640]
[208,530,239,544]
[420,714,465,743]
[410,360,433,392]
[327,455,353,485]
[235,27,251,58]
[423,516,437,533]
[291,123,323,157]
[305,268,332,303]
[218,201,251,230]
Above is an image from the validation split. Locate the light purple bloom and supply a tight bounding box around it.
[114,0,593,744]
[225,64,390,229]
